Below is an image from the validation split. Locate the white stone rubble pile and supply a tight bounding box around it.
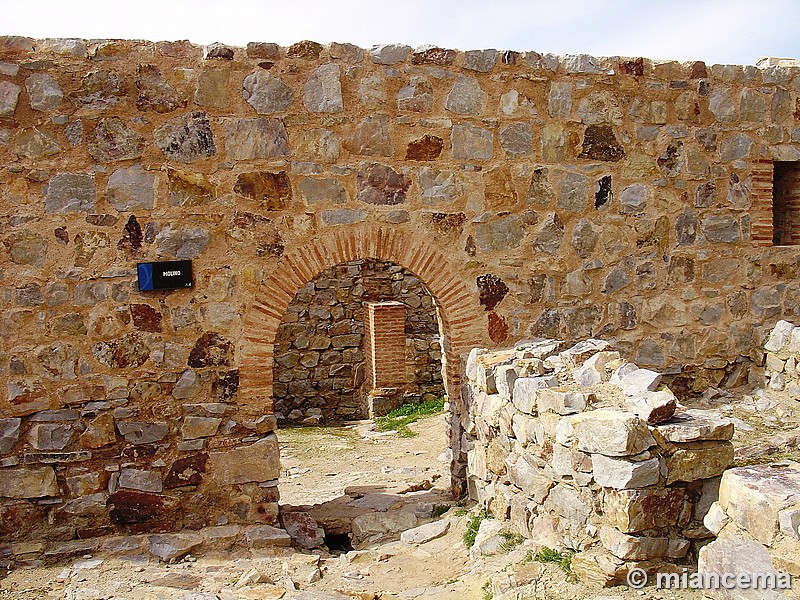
[464,337,735,586]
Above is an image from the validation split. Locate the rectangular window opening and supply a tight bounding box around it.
[773,161,800,246]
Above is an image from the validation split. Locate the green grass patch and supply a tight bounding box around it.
[375,396,446,437]
[482,579,493,600]
[463,509,490,548]
[499,531,525,552]
[533,546,577,582]
[432,504,450,518]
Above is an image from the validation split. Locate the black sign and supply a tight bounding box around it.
[137,260,193,291]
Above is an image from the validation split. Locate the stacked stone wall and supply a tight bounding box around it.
[0,35,799,541]
[273,258,443,424]
[462,339,735,585]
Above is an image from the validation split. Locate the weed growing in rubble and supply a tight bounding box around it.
[499,531,525,552]
[533,546,577,582]
[482,578,493,600]
[463,509,490,547]
[375,396,445,437]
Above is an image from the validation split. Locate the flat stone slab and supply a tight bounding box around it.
[400,519,450,545]
[653,409,734,442]
[718,462,800,546]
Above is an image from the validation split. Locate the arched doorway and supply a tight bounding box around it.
[239,224,485,493]
[272,257,445,425]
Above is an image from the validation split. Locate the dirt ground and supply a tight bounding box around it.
[0,409,737,600]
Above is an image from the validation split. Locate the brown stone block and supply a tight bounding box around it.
[603,487,685,533]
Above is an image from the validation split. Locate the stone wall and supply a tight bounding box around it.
[273,258,444,424]
[0,35,800,541]
[461,339,735,586]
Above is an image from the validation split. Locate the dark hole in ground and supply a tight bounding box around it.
[324,532,353,552]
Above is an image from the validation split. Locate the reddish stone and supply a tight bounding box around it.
[92,333,150,369]
[502,50,519,64]
[618,58,645,76]
[579,125,625,162]
[287,40,323,59]
[488,312,509,344]
[356,163,411,205]
[130,304,162,333]
[54,227,69,245]
[429,212,466,235]
[212,370,239,401]
[411,47,456,66]
[234,171,291,210]
[477,274,509,311]
[118,214,142,251]
[690,61,708,79]
[108,491,170,524]
[188,332,233,368]
[465,235,476,256]
[164,454,208,489]
[405,135,444,161]
[280,510,325,548]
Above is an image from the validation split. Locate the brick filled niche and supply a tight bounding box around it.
[272,259,444,425]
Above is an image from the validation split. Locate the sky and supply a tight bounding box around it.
[2,0,799,66]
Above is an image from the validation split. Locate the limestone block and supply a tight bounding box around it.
[573,351,619,386]
[624,390,676,424]
[80,413,116,449]
[244,524,291,548]
[506,453,553,503]
[445,75,486,115]
[616,368,662,396]
[599,526,689,560]
[560,338,609,366]
[242,70,294,113]
[476,392,505,428]
[0,418,21,453]
[602,487,685,533]
[718,463,800,546]
[148,533,203,562]
[653,409,734,443]
[0,467,59,498]
[608,362,639,386]
[511,413,543,446]
[351,509,417,541]
[25,73,63,111]
[27,423,73,450]
[469,518,507,558]
[665,441,734,484]
[537,389,591,415]
[0,80,21,115]
[512,375,558,414]
[495,364,518,401]
[106,164,156,211]
[571,410,655,456]
[45,173,96,213]
[698,535,789,600]
[400,519,450,545]
[592,454,660,489]
[451,123,492,160]
[464,49,498,72]
[703,502,730,535]
[154,111,216,162]
[119,468,162,493]
[209,435,280,485]
[370,44,411,64]
[117,421,169,445]
[570,547,626,587]
[303,63,343,113]
[780,508,800,539]
[181,416,222,439]
[544,484,591,524]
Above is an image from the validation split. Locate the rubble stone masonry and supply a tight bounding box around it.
[0,36,799,541]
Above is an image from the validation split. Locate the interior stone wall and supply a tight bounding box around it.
[272,258,444,424]
[0,35,799,541]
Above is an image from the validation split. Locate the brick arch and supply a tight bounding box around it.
[238,224,485,414]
